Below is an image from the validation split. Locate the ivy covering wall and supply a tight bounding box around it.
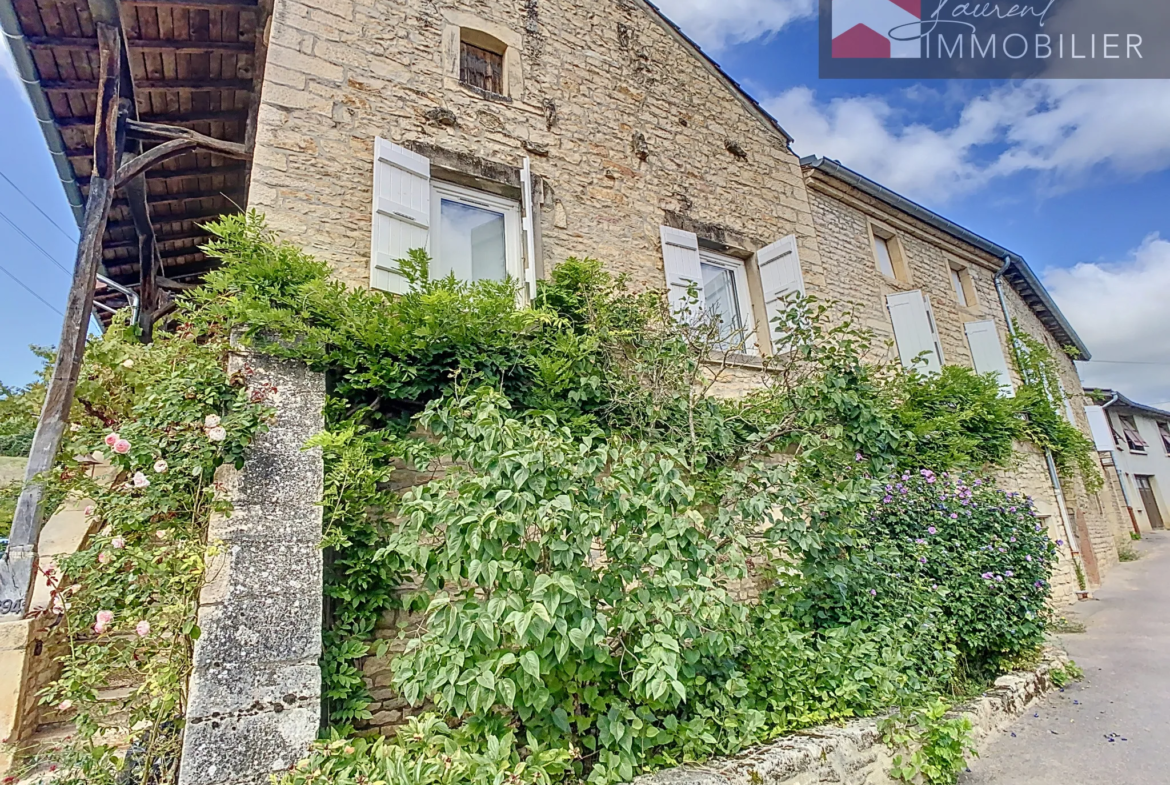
[13,213,1094,785]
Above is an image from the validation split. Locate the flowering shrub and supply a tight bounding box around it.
[839,470,1057,678]
[26,315,270,784]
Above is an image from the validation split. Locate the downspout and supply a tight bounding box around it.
[994,258,1085,581]
[0,1,86,225]
[1101,393,1142,536]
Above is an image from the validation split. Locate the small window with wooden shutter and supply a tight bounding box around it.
[460,30,506,96]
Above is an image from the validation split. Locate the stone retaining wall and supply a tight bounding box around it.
[633,647,1072,785]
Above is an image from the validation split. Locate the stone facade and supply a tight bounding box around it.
[802,169,1120,601]
[246,0,825,319]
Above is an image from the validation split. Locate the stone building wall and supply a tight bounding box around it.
[247,0,825,304]
[803,171,1120,595]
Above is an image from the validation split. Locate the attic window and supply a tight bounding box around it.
[460,31,506,96]
[1159,422,1170,454]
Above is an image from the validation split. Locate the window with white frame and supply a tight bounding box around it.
[699,250,753,350]
[370,137,527,294]
[1119,415,1147,453]
[430,181,522,283]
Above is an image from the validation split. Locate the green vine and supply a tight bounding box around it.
[881,698,977,785]
[16,314,270,784]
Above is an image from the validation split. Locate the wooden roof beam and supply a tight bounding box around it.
[26,37,257,53]
[43,78,255,91]
[59,110,249,128]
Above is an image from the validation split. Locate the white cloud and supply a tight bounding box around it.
[652,0,816,51]
[766,81,1170,204]
[1043,234,1170,409]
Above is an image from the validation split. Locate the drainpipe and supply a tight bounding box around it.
[1101,393,1142,537]
[0,2,86,225]
[994,258,1085,579]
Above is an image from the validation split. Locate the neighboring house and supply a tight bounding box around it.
[1086,390,1170,534]
[3,0,1122,599]
[801,156,1120,596]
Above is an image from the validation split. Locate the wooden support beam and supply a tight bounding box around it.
[124,169,160,339]
[59,109,249,128]
[103,206,237,233]
[125,0,258,7]
[26,36,257,53]
[104,230,211,250]
[0,23,126,621]
[43,78,254,91]
[80,162,247,186]
[124,119,250,158]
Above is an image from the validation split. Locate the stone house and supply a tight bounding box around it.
[800,157,1122,599]
[1085,390,1170,534]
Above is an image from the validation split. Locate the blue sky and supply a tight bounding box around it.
[3,3,1170,406]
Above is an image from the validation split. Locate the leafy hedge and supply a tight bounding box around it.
[182,214,1082,785]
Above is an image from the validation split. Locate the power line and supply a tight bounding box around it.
[1080,360,1170,367]
[0,169,78,243]
[0,259,63,317]
[0,206,72,277]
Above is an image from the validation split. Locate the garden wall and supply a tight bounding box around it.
[178,351,326,785]
[631,646,1071,785]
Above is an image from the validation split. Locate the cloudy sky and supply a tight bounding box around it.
[2,6,1170,407]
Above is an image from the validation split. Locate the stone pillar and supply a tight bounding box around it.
[179,352,325,785]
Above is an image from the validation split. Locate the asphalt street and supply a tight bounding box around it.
[961,531,1170,785]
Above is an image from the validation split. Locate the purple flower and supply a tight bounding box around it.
[1056,540,1064,546]
[1009,506,1017,512]
[974,479,983,486]
[928,526,937,535]
[856,452,865,462]
[1026,555,1033,562]
[982,572,994,580]
[927,477,936,484]
[901,488,909,495]
[883,496,893,504]
[1005,571,1014,577]
[870,589,877,596]
[950,513,959,519]
[1035,580,1045,588]
[995,576,1004,582]
[919,556,928,564]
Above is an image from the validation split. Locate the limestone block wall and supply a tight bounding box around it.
[246,0,825,296]
[178,351,325,785]
[804,174,1120,590]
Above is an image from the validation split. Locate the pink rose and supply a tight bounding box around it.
[58,700,72,712]
[204,414,221,429]
[111,537,125,549]
[207,426,227,443]
[94,610,113,633]
[113,439,131,454]
[132,472,150,489]
[153,459,168,474]
[98,551,112,565]
[135,620,151,638]
[84,505,94,516]
[104,433,119,447]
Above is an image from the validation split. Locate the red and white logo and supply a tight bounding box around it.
[832,0,922,58]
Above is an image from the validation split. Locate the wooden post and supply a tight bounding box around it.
[126,172,160,340]
[0,23,125,620]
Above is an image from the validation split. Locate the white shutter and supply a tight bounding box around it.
[660,226,704,316]
[756,235,806,348]
[923,295,946,366]
[1085,406,1117,452]
[887,290,942,374]
[964,320,1014,396]
[371,137,430,294]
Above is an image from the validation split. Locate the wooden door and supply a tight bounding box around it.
[1137,475,1165,530]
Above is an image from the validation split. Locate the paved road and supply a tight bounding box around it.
[961,532,1170,785]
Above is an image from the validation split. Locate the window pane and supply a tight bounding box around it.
[951,268,968,306]
[875,236,896,278]
[437,199,507,282]
[701,262,743,345]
